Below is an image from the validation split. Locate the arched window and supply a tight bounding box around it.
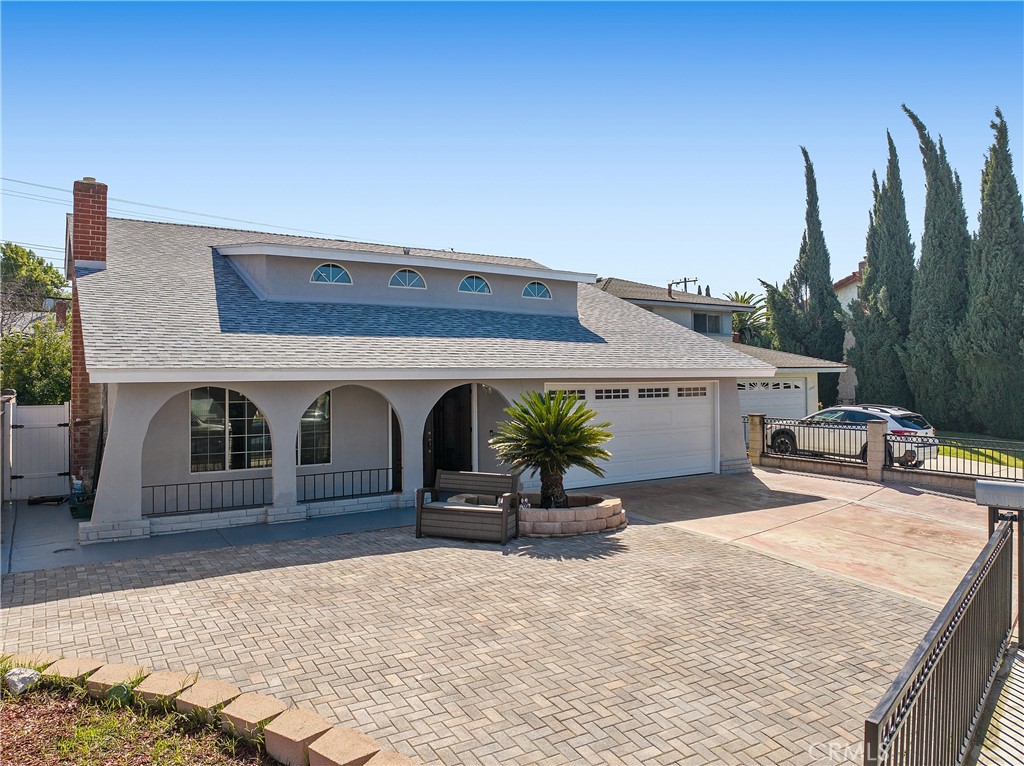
[298,392,331,465]
[310,263,352,284]
[523,281,552,299]
[190,387,272,472]
[389,268,426,289]
[458,275,491,294]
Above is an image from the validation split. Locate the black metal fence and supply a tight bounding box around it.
[762,417,868,463]
[142,476,273,517]
[887,434,1024,482]
[863,519,1016,766]
[297,467,392,503]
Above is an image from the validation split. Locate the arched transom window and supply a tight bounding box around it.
[523,281,552,299]
[389,268,426,289]
[458,275,491,294]
[311,263,352,284]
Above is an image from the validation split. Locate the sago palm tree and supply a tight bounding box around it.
[489,390,613,509]
[724,290,773,347]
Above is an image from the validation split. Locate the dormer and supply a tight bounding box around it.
[215,242,595,317]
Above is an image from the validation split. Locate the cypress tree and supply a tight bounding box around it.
[953,108,1024,437]
[762,148,845,406]
[846,133,916,408]
[902,106,973,430]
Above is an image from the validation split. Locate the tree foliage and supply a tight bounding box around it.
[901,106,973,430]
[761,148,845,405]
[1,242,68,337]
[489,390,612,509]
[846,133,916,409]
[952,108,1024,437]
[723,291,774,347]
[0,317,71,405]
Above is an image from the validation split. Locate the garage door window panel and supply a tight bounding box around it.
[596,389,630,400]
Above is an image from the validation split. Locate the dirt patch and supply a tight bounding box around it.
[0,686,274,766]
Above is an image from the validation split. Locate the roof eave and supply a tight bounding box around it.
[87,365,778,384]
[624,297,755,312]
[216,242,597,283]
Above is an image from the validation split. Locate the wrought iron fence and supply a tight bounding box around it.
[297,467,392,503]
[142,476,273,516]
[742,415,749,448]
[887,434,1024,482]
[762,417,868,463]
[863,519,1015,766]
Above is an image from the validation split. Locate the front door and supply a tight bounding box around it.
[423,385,473,486]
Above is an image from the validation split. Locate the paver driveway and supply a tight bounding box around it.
[2,472,958,765]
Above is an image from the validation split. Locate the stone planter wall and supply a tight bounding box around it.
[518,494,625,537]
[2,648,416,766]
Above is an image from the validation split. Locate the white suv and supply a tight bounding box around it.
[766,404,938,468]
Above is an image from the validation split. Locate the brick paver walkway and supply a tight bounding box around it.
[2,520,936,764]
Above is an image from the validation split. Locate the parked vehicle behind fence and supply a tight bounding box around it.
[766,404,938,467]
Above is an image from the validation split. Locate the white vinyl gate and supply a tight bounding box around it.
[11,402,71,500]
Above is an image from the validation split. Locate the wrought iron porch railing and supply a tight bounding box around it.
[297,467,392,503]
[142,476,273,516]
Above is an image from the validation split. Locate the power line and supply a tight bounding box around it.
[1,176,377,242]
[5,241,64,253]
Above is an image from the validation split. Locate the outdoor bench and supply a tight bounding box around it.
[416,470,520,544]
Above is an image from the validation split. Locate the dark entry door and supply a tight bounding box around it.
[423,384,473,485]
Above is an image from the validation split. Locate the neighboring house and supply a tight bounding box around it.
[833,260,865,404]
[0,298,68,337]
[67,178,775,543]
[595,277,748,339]
[726,345,846,418]
[597,277,845,418]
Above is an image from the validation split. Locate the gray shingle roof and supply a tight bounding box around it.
[75,219,775,377]
[722,341,846,371]
[596,277,753,309]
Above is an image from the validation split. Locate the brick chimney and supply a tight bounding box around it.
[70,177,108,479]
[72,178,108,267]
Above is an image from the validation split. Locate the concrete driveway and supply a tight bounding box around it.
[1,469,987,764]
[606,468,988,607]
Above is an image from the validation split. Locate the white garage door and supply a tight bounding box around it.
[546,382,717,489]
[737,378,807,419]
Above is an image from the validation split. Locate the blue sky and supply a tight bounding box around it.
[2,2,1022,298]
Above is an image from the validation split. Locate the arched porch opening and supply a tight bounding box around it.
[141,386,274,516]
[422,383,512,486]
[296,385,403,503]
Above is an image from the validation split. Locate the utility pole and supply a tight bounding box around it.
[667,277,699,298]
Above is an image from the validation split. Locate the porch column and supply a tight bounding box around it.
[80,383,176,544]
[258,389,315,523]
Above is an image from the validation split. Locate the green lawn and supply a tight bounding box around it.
[936,431,1024,469]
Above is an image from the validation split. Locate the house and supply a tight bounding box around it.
[594,277,749,339]
[66,178,776,543]
[597,277,845,418]
[833,260,865,404]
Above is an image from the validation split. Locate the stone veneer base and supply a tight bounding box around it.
[80,491,417,544]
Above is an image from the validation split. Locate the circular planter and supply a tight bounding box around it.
[518,493,626,537]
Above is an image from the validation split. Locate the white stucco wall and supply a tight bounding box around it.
[476,384,512,474]
[84,374,752,540]
[141,385,393,491]
[230,254,579,316]
[646,304,734,339]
